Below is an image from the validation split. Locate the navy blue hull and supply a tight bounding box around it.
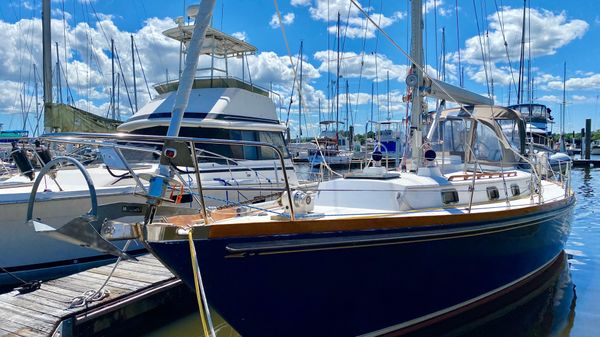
[148,199,573,337]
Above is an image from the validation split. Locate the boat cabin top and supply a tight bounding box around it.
[430,105,525,168]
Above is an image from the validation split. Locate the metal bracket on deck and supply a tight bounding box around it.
[99,202,200,241]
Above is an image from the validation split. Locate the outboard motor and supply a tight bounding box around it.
[34,140,53,165]
[10,142,35,181]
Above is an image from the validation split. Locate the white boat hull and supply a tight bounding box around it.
[0,161,296,286]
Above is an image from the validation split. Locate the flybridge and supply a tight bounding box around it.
[163,26,257,57]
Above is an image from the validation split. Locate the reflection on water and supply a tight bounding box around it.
[438,255,576,337]
[143,168,600,337]
[578,168,594,198]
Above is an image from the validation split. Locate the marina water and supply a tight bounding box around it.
[142,166,600,337]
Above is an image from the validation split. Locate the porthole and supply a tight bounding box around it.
[442,189,459,204]
[511,184,520,196]
[487,186,500,200]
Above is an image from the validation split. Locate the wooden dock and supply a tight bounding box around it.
[0,254,194,337]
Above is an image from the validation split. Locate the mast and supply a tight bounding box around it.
[517,0,526,105]
[345,79,349,134]
[335,12,341,149]
[111,38,116,120]
[560,61,566,152]
[42,0,52,107]
[34,64,40,136]
[318,98,322,124]
[116,73,121,120]
[441,27,446,82]
[370,82,374,134]
[131,35,138,112]
[55,42,63,104]
[387,71,390,120]
[298,40,303,138]
[409,0,424,170]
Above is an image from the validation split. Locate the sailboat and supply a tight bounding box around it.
[27,0,574,336]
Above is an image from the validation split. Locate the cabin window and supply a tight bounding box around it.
[511,184,520,196]
[259,131,288,160]
[441,189,459,204]
[496,119,521,153]
[472,122,503,162]
[486,186,500,200]
[130,126,290,162]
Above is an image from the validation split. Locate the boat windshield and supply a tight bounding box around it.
[511,104,549,121]
[496,119,521,153]
[472,122,503,162]
[431,118,471,162]
[431,111,522,168]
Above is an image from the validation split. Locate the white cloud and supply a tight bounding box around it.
[314,50,408,82]
[547,73,600,91]
[231,31,248,41]
[306,0,401,39]
[456,7,588,66]
[269,12,295,29]
[0,14,326,123]
[291,0,311,7]
[424,0,450,16]
[466,64,518,87]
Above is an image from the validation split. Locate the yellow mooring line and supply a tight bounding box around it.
[188,230,215,337]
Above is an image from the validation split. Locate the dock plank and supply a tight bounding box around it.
[77,269,155,289]
[105,256,173,273]
[112,261,174,276]
[0,254,183,336]
[85,268,172,284]
[0,302,55,334]
[0,293,65,318]
[66,273,142,292]
[0,300,58,325]
[0,319,46,337]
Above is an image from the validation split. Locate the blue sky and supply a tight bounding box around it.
[1,0,599,137]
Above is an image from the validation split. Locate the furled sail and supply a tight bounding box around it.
[44,103,121,133]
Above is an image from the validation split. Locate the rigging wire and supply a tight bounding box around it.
[113,47,135,117]
[62,0,68,101]
[88,0,111,50]
[482,0,494,99]
[493,0,518,104]
[434,0,439,80]
[472,0,491,98]
[134,39,153,100]
[71,0,83,107]
[455,0,463,87]
[527,0,532,104]
[285,55,299,127]
[353,0,373,130]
